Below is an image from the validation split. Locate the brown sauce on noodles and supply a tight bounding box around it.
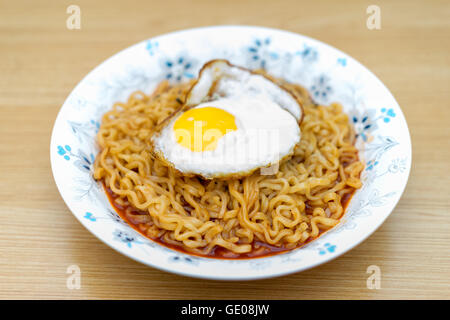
[104,183,356,259]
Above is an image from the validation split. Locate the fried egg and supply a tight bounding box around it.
[151,59,303,179]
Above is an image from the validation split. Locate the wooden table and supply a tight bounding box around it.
[1,0,449,299]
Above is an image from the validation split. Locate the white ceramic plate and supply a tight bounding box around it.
[51,26,411,280]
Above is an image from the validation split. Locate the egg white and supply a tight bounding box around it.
[152,94,301,178]
[186,59,303,122]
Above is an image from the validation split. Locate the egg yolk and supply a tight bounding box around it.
[173,107,237,152]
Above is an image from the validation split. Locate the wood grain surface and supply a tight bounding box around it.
[0,0,449,299]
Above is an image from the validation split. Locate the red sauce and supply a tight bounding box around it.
[104,183,355,259]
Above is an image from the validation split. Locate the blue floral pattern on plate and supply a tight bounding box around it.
[246,37,279,69]
[159,55,196,83]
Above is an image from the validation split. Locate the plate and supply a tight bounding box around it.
[50,26,411,280]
